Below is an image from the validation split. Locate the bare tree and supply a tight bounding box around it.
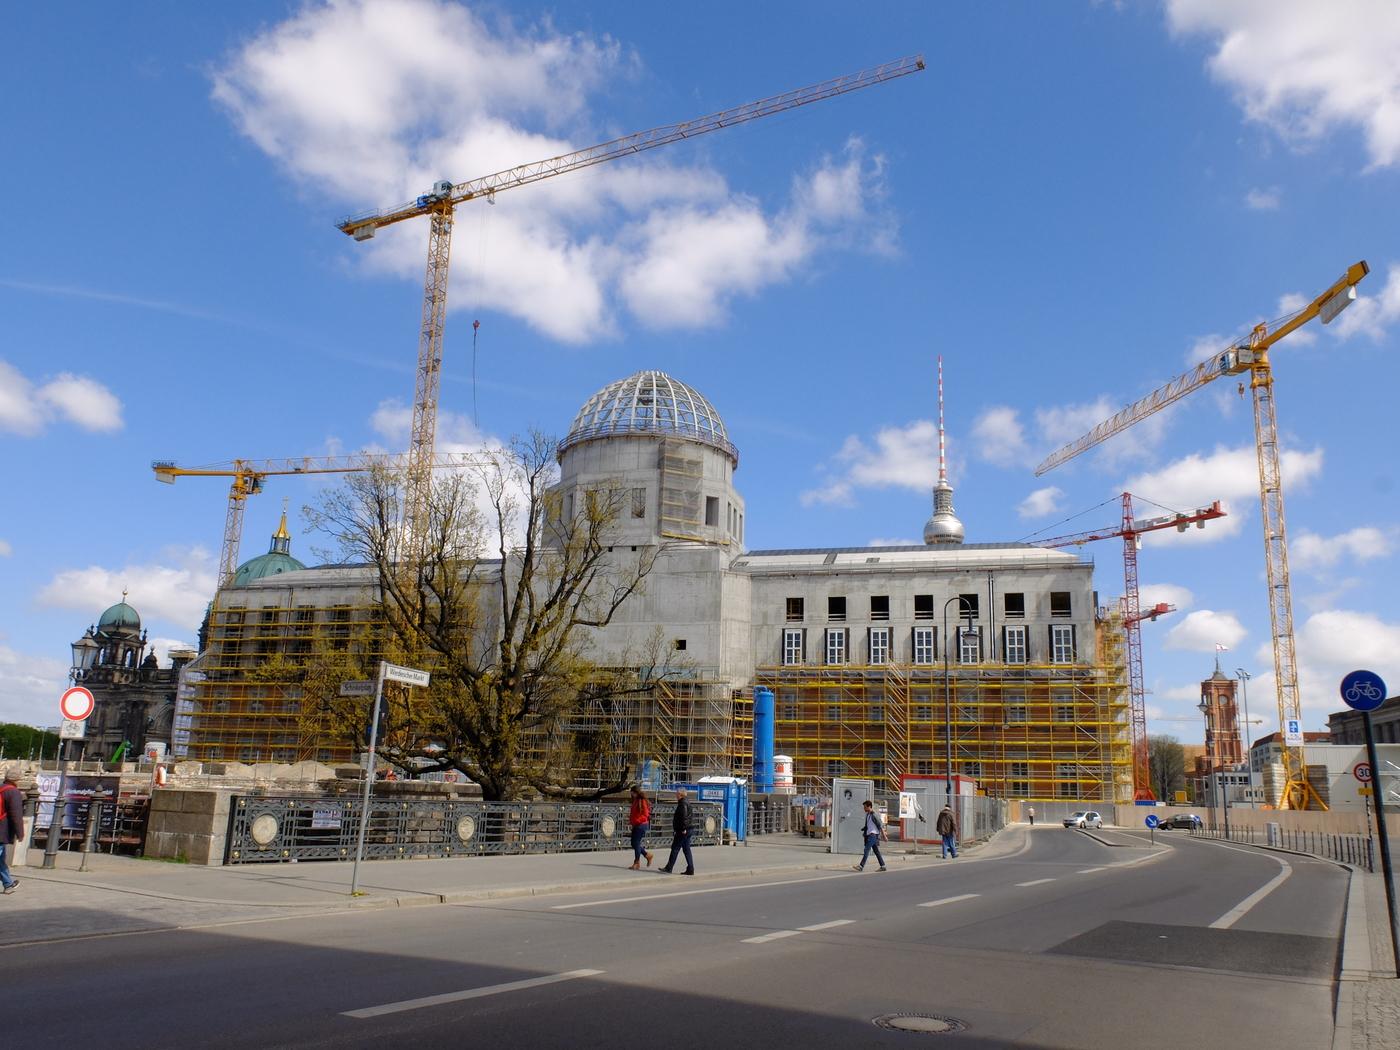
[1148,734,1187,803]
[306,432,662,800]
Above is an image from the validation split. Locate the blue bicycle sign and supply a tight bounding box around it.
[1340,670,1388,713]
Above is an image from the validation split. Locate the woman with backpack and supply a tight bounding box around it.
[627,785,654,870]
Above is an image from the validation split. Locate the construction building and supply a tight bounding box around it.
[177,369,1131,802]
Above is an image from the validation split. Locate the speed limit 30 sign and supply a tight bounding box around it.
[1354,762,1374,784]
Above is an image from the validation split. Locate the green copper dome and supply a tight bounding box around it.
[231,511,306,587]
[98,601,141,630]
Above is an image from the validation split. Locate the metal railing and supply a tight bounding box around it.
[1194,823,1376,872]
[747,799,798,836]
[226,796,723,864]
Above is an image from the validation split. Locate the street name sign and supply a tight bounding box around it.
[383,663,430,687]
[339,680,375,697]
[59,685,95,721]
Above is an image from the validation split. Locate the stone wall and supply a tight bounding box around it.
[144,789,233,865]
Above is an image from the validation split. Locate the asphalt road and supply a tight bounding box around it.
[14,827,1347,1049]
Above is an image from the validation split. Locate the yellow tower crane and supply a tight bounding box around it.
[1035,261,1369,811]
[336,56,925,548]
[152,451,476,588]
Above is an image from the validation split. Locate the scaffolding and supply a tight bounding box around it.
[757,617,1130,801]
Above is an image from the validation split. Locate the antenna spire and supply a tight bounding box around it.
[923,355,965,546]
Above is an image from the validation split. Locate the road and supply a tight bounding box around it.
[15,827,1347,1048]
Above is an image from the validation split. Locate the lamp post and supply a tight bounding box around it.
[45,630,101,868]
[942,596,975,808]
[1236,668,1255,809]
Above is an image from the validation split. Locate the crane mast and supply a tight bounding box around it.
[1033,262,1369,810]
[337,56,926,551]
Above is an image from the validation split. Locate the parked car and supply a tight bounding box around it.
[1063,810,1104,829]
[1156,813,1203,830]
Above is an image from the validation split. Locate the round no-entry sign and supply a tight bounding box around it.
[59,685,95,721]
[1354,762,1374,784]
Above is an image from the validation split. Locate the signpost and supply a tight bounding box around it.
[44,686,95,868]
[1145,812,1158,845]
[1340,668,1396,978]
[349,662,429,896]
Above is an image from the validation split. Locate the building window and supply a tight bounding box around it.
[1058,782,1077,799]
[1050,624,1076,664]
[826,760,843,776]
[958,593,980,618]
[869,627,890,665]
[786,597,804,622]
[914,594,934,620]
[780,702,798,721]
[631,487,646,519]
[705,496,719,527]
[957,705,976,722]
[870,595,890,621]
[870,760,885,780]
[1004,625,1027,665]
[915,704,933,721]
[1006,703,1027,723]
[963,761,981,778]
[1050,591,1072,617]
[870,703,884,723]
[1011,781,1030,797]
[828,596,846,622]
[1054,705,1075,722]
[673,639,687,651]
[958,626,982,664]
[825,628,848,665]
[1009,761,1029,779]
[782,629,805,666]
[1004,592,1025,618]
[912,626,935,665]
[826,704,841,722]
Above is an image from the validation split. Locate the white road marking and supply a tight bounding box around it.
[1210,853,1293,930]
[1077,868,1106,874]
[551,872,856,910]
[343,969,604,1019]
[1016,878,1056,887]
[918,894,980,908]
[743,930,804,944]
[799,919,855,931]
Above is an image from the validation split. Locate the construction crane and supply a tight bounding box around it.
[1034,494,1226,801]
[336,56,925,548]
[153,451,476,588]
[1036,261,1370,810]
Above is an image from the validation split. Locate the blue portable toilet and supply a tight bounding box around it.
[684,776,749,842]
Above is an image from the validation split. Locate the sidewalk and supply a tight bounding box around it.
[1341,869,1400,1050]
[3,829,1018,946]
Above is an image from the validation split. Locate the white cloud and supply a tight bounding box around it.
[1139,582,1195,613]
[0,641,69,727]
[1244,186,1281,210]
[1122,443,1324,544]
[1291,526,1395,571]
[801,420,936,508]
[1158,682,1207,703]
[0,539,10,557]
[36,546,218,630]
[1330,263,1400,342]
[1017,486,1064,520]
[0,360,124,436]
[1034,394,1174,468]
[1166,0,1400,169]
[1248,608,1400,717]
[970,405,1027,466]
[147,637,198,667]
[213,1,898,342]
[1165,609,1247,651]
[868,537,920,548]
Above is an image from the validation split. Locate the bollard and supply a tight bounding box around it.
[78,799,103,873]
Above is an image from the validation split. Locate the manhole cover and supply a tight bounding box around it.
[872,1013,967,1035]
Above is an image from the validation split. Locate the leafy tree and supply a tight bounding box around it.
[305,433,663,800]
[1148,734,1187,802]
[0,723,59,762]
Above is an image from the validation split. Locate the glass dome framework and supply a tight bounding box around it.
[560,371,737,462]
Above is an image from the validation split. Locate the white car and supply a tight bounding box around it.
[1063,810,1103,829]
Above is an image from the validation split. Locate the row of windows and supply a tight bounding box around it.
[776,702,1090,723]
[785,591,1072,624]
[781,624,1078,666]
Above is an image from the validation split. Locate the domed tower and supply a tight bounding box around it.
[555,370,744,549]
[923,355,966,546]
[94,592,146,671]
[231,509,307,587]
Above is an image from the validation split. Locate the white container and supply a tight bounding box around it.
[773,754,794,791]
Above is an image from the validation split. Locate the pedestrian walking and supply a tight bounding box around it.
[936,804,959,859]
[627,785,654,870]
[659,787,695,875]
[0,769,24,894]
[1027,806,1035,827]
[853,799,888,872]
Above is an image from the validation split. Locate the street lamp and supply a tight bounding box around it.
[45,628,101,868]
[942,596,976,808]
[1236,668,1255,809]
[70,628,100,683]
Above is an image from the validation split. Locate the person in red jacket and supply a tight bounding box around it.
[0,769,24,893]
[627,785,654,871]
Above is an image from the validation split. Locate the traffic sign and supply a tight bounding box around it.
[59,718,86,740]
[1284,718,1304,747]
[1341,669,1388,713]
[1144,814,1159,829]
[383,662,430,687]
[59,685,95,721]
[1354,762,1374,783]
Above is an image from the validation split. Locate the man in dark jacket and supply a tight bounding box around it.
[936,804,959,859]
[659,787,695,875]
[0,769,24,893]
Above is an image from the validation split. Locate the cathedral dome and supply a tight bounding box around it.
[231,511,306,587]
[98,601,141,631]
[560,370,736,462]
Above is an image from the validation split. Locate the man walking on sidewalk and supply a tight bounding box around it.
[1027,806,1035,827]
[0,769,24,894]
[659,787,694,875]
[936,804,959,859]
[853,799,888,872]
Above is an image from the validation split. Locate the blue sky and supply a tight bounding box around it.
[2,1,1397,740]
